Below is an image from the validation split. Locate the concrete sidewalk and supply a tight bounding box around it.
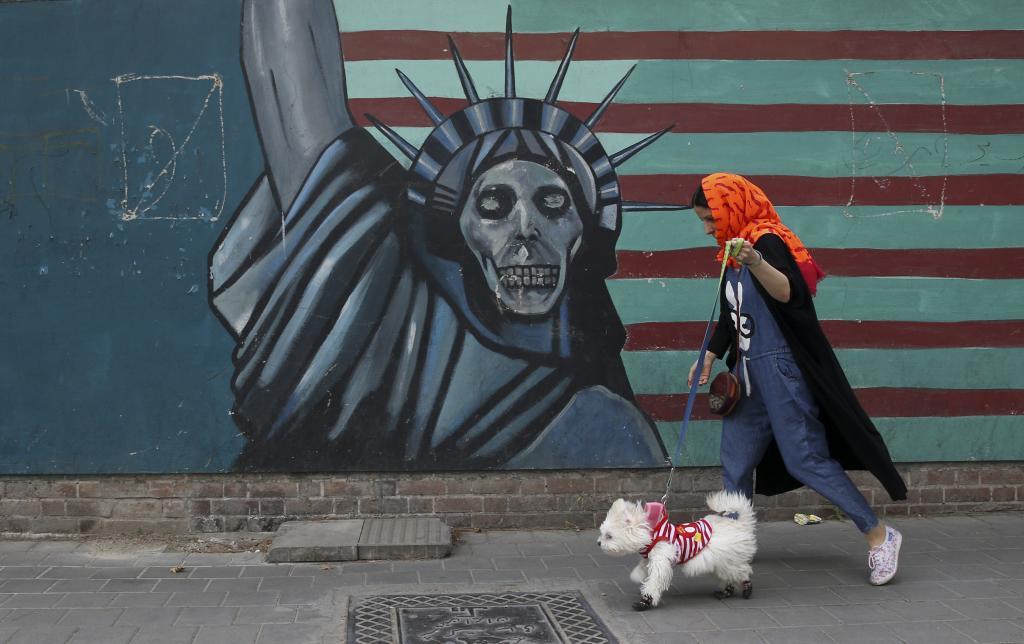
[0,513,1021,643]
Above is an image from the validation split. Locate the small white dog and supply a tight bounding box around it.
[598,490,757,610]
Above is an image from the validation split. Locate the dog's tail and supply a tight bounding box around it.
[706,490,756,531]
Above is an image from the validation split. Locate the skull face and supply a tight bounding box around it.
[459,159,584,316]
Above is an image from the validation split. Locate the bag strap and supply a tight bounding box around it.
[662,240,741,503]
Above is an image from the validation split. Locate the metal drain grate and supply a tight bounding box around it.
[349,591,619,644]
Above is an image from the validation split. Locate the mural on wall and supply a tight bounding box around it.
[209,0,683,472]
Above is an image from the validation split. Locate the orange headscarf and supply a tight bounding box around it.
[701,173,825,295]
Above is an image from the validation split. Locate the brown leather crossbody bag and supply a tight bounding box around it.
[708,266,745,416]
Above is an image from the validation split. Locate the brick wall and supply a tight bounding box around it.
[0,462,1021,535]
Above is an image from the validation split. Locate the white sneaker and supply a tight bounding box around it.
[868,525,902,586]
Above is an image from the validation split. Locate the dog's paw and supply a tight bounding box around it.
[742,580,753,599]
[632,594,654,611]
[713,584,735,600]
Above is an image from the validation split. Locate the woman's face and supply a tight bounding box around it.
[694,205,716,238]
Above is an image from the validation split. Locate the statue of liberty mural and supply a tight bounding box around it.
[209,0,686,472]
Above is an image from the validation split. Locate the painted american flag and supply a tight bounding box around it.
[336,0,1024,466]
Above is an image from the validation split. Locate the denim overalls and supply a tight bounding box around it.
[719,268,878,533]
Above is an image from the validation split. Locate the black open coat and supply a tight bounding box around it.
[708,234,907,500]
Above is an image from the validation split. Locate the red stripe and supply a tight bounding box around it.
[620,175,1024,206]
[624,320,1024,350]
[638,388,1024,421]
[342,30,1024,61]
[352,99,1024,135]
[613,248,1024,279]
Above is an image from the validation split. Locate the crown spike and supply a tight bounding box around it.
[447,36,480,104]
[621,200,692,212]
[504,5,516,97]
[365,113,418,161]
[545,28,580,104]
[396,69,445,125]
[584,65,635,130]
[609,124,674,168]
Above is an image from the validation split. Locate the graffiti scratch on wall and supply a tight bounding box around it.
[113,73,227,222]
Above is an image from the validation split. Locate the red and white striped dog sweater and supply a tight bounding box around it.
[638,502,713,565]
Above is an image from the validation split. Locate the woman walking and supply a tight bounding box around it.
[688,173,906,585]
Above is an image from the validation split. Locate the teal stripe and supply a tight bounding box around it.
[370,128,1024,178]
[337,0,1024,32]
[347,59,1024,104]
[620,207,1024,251]
[624,349,1024,394]
[607,277,1024,323]
[659,415,1024,466]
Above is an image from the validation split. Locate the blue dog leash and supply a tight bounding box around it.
[661,240,741,504]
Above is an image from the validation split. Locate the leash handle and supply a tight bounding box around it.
[662,241,740,503]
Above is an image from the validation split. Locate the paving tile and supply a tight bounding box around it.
[942,598,1023,619]
[0,567,50,579]
[239,565,295,578]
[339,562,392,574]
[100,579,158,593]
[192,624,259,644]
[109,593,171,607]
[821,603,903,624]
[757,626,829,643]
[7,625,77,644]
[439,557,495,571]
[48,579,109,593]
[492,556,547,570]
[940,580,1018,598]
[256,623,329,644]
[277,589,326,606]
[206,579,260,594]
[0,579,56,593]
[417,570,472,584]
[364,571,418,585]
[641,607,717,632]
[89,568,144,580]
[115,606,183,627]
[822,623,904,644]
[762,606,839,627]
[882,599,966,621]
[469,569,525,583]
[3,607,68,626]
[524,567,582,581]
[540,555,599,568]
[5,593,64,608]
[691,629,764,644]
[57,607,125,626]
[703,608,775,630]
[40,567,96,580]
[165,591,226,607]
[69,624,133,644]
[256,577,313,593]
[950,619,1024,643]
[175,606,238,626]
[889,581,964,601]
[55,593,116,608]
[185,567,242,579]
[127,626,199,643]
[516,543,572,556]
[153,579,209,594]
[234,605,297,624]
[221,591,279,606]
[888,620,978,644]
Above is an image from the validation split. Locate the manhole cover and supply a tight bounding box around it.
[349,591,619,643]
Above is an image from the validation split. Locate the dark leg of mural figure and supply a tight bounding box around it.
[208,0,683,472]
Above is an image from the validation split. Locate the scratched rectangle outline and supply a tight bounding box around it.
[349,591,618,644]
[113,73,227,222]
[844,70,948,219]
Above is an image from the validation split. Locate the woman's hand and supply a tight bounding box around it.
[688,351,718,387]
[727,238,762,267]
